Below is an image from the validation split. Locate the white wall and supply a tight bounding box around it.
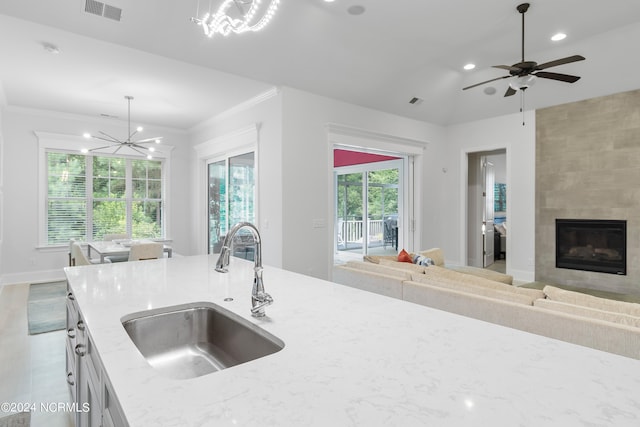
[0,107,190,285]
[446,111,536,282]
[188,91,284,268]
[280,87,446,280]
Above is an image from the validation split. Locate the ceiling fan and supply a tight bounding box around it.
[463,2,585,97]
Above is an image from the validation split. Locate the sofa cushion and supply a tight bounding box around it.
[333,266,405,299]
[407,276,535,305]
[344,261,413,280]
[379,258,428,274]
[447,265,513,285]
[543,285,640,317]
[534,299,640,328]
[418,266,544,300]
[418,248,445,266]
[363,255,398,264]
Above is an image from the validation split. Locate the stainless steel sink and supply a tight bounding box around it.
[121,302,284,380]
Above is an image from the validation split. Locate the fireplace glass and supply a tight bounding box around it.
[555,219,626,275]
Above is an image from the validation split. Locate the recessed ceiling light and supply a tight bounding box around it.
[463,63,476,71]
[347,5,366,15]
[324,0,336,2]
[551,33,567,41]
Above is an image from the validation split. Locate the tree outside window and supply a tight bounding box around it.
[46,151,164,244]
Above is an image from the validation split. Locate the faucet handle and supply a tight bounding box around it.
[251,292,273,317]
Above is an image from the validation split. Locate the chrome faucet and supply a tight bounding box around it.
[215,222,273,317]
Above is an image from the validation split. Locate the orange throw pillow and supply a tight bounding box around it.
[397,249,412,263]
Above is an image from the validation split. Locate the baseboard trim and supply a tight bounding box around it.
[509,268,535,283]
[0,269,66,287]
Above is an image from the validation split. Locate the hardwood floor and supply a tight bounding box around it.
[0,284,73,427]
[485,259,506,274]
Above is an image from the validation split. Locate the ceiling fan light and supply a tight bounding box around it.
[509,75,537,90]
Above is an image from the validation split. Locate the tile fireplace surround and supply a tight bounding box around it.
[536,89,640,297]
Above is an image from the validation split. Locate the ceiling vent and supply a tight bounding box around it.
[409,97,423,105]
[85,0,122,22]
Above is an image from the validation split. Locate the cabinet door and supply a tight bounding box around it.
[103,377,128,427]
[78,357,102,427]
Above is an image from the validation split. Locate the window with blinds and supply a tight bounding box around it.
[46,151,164,245]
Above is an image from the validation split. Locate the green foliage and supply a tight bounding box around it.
[47,152,163,244]
[337,169,399,221]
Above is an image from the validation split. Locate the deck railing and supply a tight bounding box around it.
[339,219,384,244]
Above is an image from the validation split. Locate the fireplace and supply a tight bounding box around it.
[556,219,626,275]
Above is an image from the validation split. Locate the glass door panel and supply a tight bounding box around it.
[208,160,226,254]
[367,168,399,255]
[228,152,256,260]
[336,173,363,252]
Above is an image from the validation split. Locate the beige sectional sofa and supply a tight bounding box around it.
[333,248,640,360]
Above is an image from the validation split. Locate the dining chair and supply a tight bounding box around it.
[70,242,109,266]
[128,242,164,261]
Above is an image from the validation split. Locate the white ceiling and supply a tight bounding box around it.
[1,0,640,130]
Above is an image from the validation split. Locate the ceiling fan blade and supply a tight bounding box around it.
[536,55,585,71]
[135,136,164,143]
[493,64,521,72]
[534,71,581,83]
[462,75,511,91]
[504,86,517,97]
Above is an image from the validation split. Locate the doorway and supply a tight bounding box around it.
[467,149,506,273]
[333,149,405,263]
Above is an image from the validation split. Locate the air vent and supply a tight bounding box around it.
[103,4,122,21]
[84,0,122,22]
[85,0,104,16]
[409,97,423,105]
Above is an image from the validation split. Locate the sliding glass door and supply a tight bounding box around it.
[335,159,402,259]
[207,152,255,255]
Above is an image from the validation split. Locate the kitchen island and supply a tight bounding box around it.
[64,254,640,426]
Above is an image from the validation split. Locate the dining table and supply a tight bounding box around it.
[87,239,172,263]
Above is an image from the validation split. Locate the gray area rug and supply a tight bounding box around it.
[0,412,30,427]
[27,281,67,335]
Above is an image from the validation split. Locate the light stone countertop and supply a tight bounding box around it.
[64,254,640,427]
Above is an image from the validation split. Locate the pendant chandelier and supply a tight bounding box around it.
[191,0,280,37]
[82,96,162,159]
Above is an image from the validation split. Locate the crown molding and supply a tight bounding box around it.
[190,87,280,133]
[5,105,188,135]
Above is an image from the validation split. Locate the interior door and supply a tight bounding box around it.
[483,158,495,267]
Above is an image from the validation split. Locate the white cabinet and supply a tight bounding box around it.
[66,285,128,427]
